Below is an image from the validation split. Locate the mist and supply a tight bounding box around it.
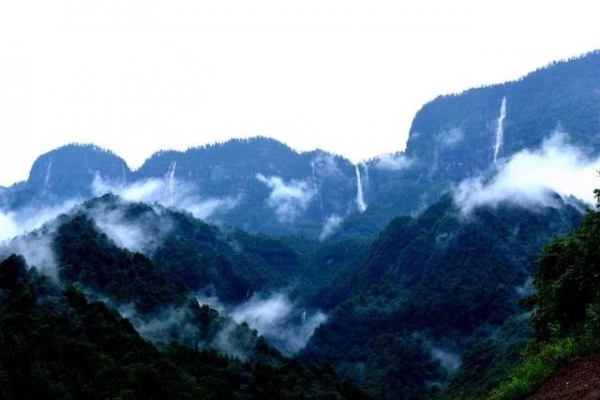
[429,347,462,372]
[319,214,343,241]
[375,153,414,171]
[86,199,173,255]
[0,200,79,243]
[256,174,315,223]
[92,173,239,221]
[197,292,327,355]
[454,132,600,214]
[0,200,80,278]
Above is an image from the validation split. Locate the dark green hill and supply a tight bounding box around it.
[0,254,365,399]
[301,195,583,399]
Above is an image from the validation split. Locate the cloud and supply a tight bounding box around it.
[256,174,315,223]
[319,214,343,241]
[0,200,79,243]
[116,303,212,352]
[429,347,462,372]
[375,153,414,171]
[0,200,78,279]
[0,232,58,280]
[198,292,327,355]
[439,127,464,147]
[92,173,239,221]
[454,132,600,214]
[311,154,342,177]
[184,196,240,220]
[0,200,79,280]
[86,200,172,255]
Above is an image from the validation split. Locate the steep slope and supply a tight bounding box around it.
[353,51,600,225]
[301,195,583,399]
[3,144,130,208]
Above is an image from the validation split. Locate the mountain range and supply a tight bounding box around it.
[2,50,600,398]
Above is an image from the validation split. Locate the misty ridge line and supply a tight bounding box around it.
[3,129,600,249]
[0,191,329,356]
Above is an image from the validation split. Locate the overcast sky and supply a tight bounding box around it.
[1,1,600,186]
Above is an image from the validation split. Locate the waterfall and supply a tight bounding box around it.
[121,163,127,186]
[43,157,52,194]
[355,164,367,213]
[311,161,325,221]
[493,97,507,164]
[167,161,177,206]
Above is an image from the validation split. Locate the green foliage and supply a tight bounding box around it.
[486,192,600,398]
[0,254,366,399]
[487,337,576,400]
[303,195,582,399]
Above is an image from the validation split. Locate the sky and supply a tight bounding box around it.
[1,1,600,187]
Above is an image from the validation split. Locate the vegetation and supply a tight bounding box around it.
[0,254,365,399]
[302,195,582,399]
[488,190,600,399]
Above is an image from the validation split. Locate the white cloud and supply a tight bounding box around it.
[86,200,172,255]
[375,153,414,171]
[311,154,342,177]
[439,127,464,147]
[198,292,327,355]
[256,173,315,223]
[454,132,600,214]
[0,200,79,243]
[92,173,239,221]
[430,347,462,372]
[319,214,343,240]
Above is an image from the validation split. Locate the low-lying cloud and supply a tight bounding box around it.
[0,200,79,278]
[375,153,414,171]
[198,292,327,355]
[86,200,172,255]
[92,174,239,221]
[256,174,315,223]
[319,214,343,241]
[454,132,600,214]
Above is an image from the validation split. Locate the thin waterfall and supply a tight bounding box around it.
[493,97,507,164]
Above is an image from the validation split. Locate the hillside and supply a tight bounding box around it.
[301,195,583,399]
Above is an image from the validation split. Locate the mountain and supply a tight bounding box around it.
[348,51,600,228]
[1,144,131,209]
[2,51,600,398]
[0,254,365,399]
[4,53,600,239]
[300,194,583,399]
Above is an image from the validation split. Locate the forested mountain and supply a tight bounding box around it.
[0,254,364,399]
[301,195,583,399]
[1,51,600,398]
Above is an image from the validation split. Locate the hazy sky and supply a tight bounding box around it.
[1,1,600,186]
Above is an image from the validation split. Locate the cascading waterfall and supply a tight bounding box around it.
[311,162,325,221]
[43,157,52,194]
[493,97,507,164]
[121,163,127,186]
[355,164,367,213]
[167,161,177,206]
